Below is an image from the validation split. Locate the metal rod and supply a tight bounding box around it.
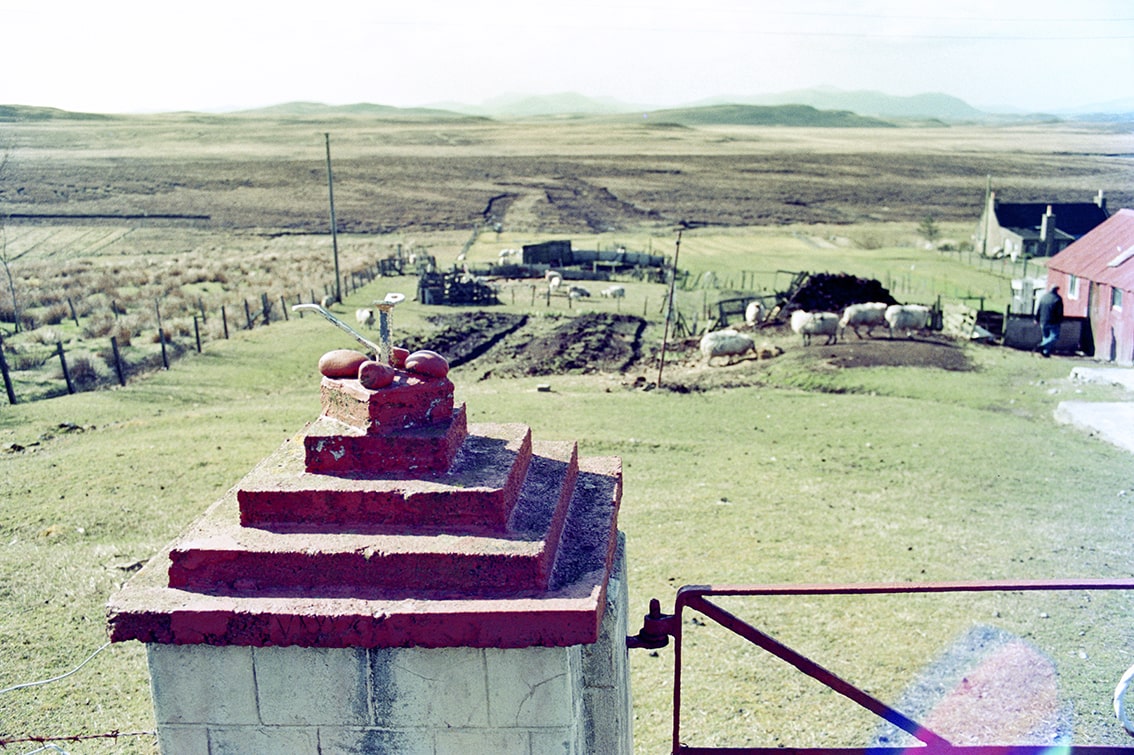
[293,303,381,355]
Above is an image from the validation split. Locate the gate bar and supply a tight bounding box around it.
[635,579,1134,754]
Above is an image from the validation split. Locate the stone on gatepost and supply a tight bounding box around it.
[108,321,630,755]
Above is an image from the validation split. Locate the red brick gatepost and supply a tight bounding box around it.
[108,356,629,754]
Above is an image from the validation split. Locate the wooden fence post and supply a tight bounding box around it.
[56,341,75,394]
[68,297,79,327]
[280,296,289,321]
[198,297,207,325]
[110,336,126,386]
[244,299,254,330]
[194,316,202,353]
[0,334,16,404]
[155,300,169,369]
[222,306,230,339]
[261,293,271,325]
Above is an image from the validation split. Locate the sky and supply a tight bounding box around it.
[3,0,1133,114]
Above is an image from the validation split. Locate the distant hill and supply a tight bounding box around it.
[428,92,651,118]
[691,87,984,121]
[0,104,110,122]
[232,101,479,119]
[642,104,894,128]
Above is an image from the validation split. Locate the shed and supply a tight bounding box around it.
[974,190,1109,260]
[1044,208,1134,365]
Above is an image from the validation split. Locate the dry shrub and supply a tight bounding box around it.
[27,327,61,346]
[54,352,102,388]
[83,313,136,346]
[43,302,71,325]
[10,344,51,370]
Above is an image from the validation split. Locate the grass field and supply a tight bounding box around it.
[3,114,1134,752]
[3,256,1134,752]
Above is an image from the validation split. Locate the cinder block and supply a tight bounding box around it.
[208,725,319,754]
[154,724,207,753]
[583,540,628,690]
[254,646,369,725]
[433,728,530,755]
[318,727,435,755]
[486,646,582,728]
[584,685,631,755]
[529,727,578,755]
[147,644,257,725]
[371,646,489,728]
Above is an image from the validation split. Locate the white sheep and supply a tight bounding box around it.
[600,285,626,298]
[839,302,888,339]
[884,304,931,339]
[700,329,756,364]
[745,300,765,327]
[498,248,519,260]
[320,295,336,309]
[355,308,375,328]
[790,310,840,346]
[546,271,563,291]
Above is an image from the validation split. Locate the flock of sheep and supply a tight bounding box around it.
[700,301,931,364]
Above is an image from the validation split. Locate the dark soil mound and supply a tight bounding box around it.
[811,336,972,371]
[787,272,898,312]
[493,313,648,377]
[418,312,528,367]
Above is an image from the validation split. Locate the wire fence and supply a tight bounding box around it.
[0,641,157,754]
[0,262,388,405]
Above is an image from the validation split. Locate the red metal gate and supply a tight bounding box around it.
[628,579,1134,754]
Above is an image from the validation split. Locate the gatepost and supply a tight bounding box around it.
[108,318,629,754]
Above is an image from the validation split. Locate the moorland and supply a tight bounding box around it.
[2,108,1134,753]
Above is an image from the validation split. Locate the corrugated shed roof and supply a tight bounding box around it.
[994,202,1109,238]
[1048,208,1134,291]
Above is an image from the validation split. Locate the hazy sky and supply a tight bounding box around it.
[4,0,1132,113]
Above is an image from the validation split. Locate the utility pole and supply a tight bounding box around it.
[656,229,682,389]
[325,133,342,304]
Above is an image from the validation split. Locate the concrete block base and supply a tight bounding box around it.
[144,539,631,755]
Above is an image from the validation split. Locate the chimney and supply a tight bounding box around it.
[1040,205,1057,257]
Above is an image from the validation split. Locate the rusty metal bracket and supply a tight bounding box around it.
[627,597,677,650]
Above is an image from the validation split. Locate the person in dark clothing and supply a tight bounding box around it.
[1036,285,1064,357]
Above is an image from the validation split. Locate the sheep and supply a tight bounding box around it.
[498,248,519,260]
[790,310,840,346]
[839,302,888,339]
[545,271,563,291]
[568,285,591,299]
[600,285,626,298]
[745,300,765,327]
[320,295,336,309]
[355,308,375,328]
[700,329,755,364]
[884,304,931,339]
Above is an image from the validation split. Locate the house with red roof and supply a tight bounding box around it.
[1044,208,1134,365]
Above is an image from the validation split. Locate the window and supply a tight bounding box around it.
[1068,275,1079,300]
[1113,287,1124,311]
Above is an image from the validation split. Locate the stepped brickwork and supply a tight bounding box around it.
[108,369,623,649]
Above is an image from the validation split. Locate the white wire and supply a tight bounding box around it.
[0,642,111,696]
[21,746,70,755]
[1115,663,1134,736]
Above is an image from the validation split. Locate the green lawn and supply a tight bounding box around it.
[2,239,1132,753]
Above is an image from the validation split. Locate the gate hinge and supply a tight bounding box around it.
[626,598,676,650]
